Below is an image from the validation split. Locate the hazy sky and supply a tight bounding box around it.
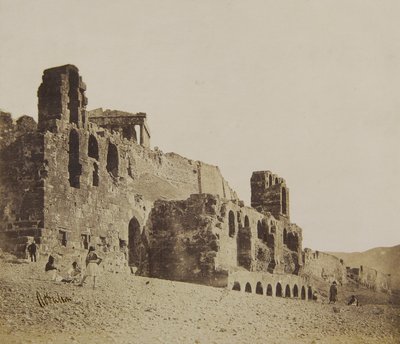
[1,0,399,252]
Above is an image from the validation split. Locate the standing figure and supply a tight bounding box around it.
[329,281,338,304]
[79,246,102,289]
[27,241,38,262]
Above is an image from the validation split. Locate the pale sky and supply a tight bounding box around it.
[1,0,399,252]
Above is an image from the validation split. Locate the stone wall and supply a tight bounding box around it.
[0,65,238,263]
[302,249,347,285]
[347,265,391,293]
[0,64,310,293]
[142,193,303,286]
[0,117,45,253]
[228,270,313,299]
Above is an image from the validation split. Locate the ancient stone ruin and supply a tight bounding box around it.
[0,64,314,298]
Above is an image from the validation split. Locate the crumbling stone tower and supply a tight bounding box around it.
[250,171,290,220]
[38,64,88,132]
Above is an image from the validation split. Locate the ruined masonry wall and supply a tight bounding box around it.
[0,128,45,252]
[302,249,347,285]
[41,119,237,254]
[358,266,391,292]
[144,194,303,287]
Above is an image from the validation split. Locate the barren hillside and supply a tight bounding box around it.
[328,245,400,290]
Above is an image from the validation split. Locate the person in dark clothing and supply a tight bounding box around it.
[45,255,58,272]
[329,281,338,304]
[45,255,61,281]
[27,241,37,262]
[348,295,359,306]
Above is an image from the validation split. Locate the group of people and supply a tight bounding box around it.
[44,246,102,289]
[329,281,360,306]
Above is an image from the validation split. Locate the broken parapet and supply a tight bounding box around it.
[0,112,37,148]
[38,64,88,132]
[251,171,290,220]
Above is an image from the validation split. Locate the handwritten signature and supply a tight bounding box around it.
[36,291,72,307]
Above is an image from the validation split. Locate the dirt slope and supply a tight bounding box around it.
[0,253,399,344]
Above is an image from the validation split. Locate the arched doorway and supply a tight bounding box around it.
[232,282,241,291]
[301,286,306,300]
[107,142,119,178]
[276,283,282,297]
[285,285,291,298]
[266,284,273,296]
[88,134,99,160]
[228,211,235,237]
[308,286,313,300]
[128,217,141,266]
[257,221,263,239]
[256,282,263,295]
[237,225,252,270]
[68,129,81,188]
[282,187,287,214]
[293,285,299,298]
[245,283,252,293]
[68,69,79,125]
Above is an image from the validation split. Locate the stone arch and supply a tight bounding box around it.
[228,210,235,237]
[106,142,119,178]
[269,174,272,187]
[287,232,299,251]
[266,231,274,249]
[68,69,79,125]
[245,282,252,293]
[128,217,141,266]
[266,284,273,296]
[282,187,287,214]
[293,284,299,298]
[68,129,81,188]
[285,284,291,298]
[237,224,252,269]
[276,283,282,297]
[283,228,288,245]
[244,215,250,228]
[232,282,241,291]
[301,286,306,300]
[257,220,263,239]
[308,286,313,300]
[275,177,278,184]
[88,134,99,160]
[92,162,99,186]
[256,282,263,295]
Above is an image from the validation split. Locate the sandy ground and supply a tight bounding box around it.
[0,255,399,344]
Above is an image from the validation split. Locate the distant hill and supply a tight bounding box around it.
[327,245,400,291]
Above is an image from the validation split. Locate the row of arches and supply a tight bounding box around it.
[229,210,272,239]
[68,129,120,188]
[232,281,313,300]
